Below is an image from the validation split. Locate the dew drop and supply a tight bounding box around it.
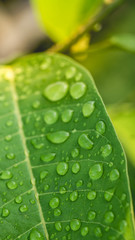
[81,226,89,236]
[0,170,12,180]
[31,141,44,150]
[70,191,78,202]
[70,82,86,99]
[15,195,23,204]
[6,153,15,160]
[30,199,36,205]
[82,101,95,117]
[76,179,83,188]
[94,227,102,237]
[44,184,50,191]
[110,169,120,181]
[54,208,61,217]
[19,204,28,213]
[119,220,127,233]
[7,180,18,190]
[40,153,56,163]
[55,222,62,231]
[59,186,67,194]
[40,171,48,180]
[2,208,10,218]
[88,211,96,220]
[101,144,112,157]
[44,110,58,125]
[32,100,40,109]
[65,67,76,79]
[70,219,81,231]
[44,81,68,102]
[96,121,106,134]
[65,225,70,232]
[47,131,69,144]
[49,197,60,209]
[78,134,93,150]
[61,109,74,123]
[72,163,80,174]
[104,189,114,202]
[5,135,12,142]
[29,228,44,240]
[87,191,96,200]
[104,211,114,224]
[71,148,79,158]
[56,162,68,176]
[89,163,103,180]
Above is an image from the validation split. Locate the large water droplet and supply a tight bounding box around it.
[47,131,69,144]
[72,163,80,174]
[49,197,60,209]
[2,208,10,218]
[96,121,106,134]
[110,169,120,181]
[40,153,56,163]
[94,227,102,237]
[81,226,89,236]
[7,180,18,189]
[101,144,112,157]
[54,208,61,217]
[70,82,86,99]
[61,109,73,123]
[70,219,81,231]
[71,148,79,158]
[40,171,48,180]
[44,110,58,125]
[29,228,44,240]
[78,134,93,150]
[55,222,62,231]
[44,81,68,102]
[0,170,12,180]
[104,189,114,202]
[6,153,15,160]
[70,191,78,202]
[87,191,96,200]
[104,211,114,224]
[19,204,28,213]
[89,163,103,180]
[15,195,23,204]
[88,211,96,220]
[82,101,95,117]
[65,67,76,79]
[56,162,68,176]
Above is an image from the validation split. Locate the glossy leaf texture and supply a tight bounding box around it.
[30,0,104,42]
[0,53,135,240]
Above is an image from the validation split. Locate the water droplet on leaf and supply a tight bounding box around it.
[40,153,56,163]
[0,170,12,180]
[110,169,120,181]
[96,121,106,134]
[47,131,69,144]
[70,219,81,231]
[57,162,68,176]
[101,144,112,158]
[78,134,93,150]
[49,197,60,209]
[89,164,103,180]
[44,110,58,125]
[82,101,95,117]
[87,191,96,200]
[72,163,80,174]
[61,109,73,123]
[70,191,78,202]
[70,82,86,99]
[44,81,68,102]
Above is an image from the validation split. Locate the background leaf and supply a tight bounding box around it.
[0,53,134,239]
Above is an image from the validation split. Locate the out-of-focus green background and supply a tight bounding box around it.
[0,0,135,208]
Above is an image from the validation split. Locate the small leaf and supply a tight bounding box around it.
[0,53,135,239]
[110,33,135,53]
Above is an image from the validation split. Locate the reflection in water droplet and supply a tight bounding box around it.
[82,101,95,117]
[78,134,93,150]
[71,148,79,158]
[101,144,112,158]
[47,131,69,144]
[70,219,81,231]
[104,189,114,202]
[96,121,106,134]
[72,163,80,174]
[104,211,114,224]
[44,110,58,125]
[70,82,86,99]
[40,153,56,163]
[2,208,10,218]
[44,81,68,102]
[0,170,12,180]
[49,197,60,209]
[57,162,68,176]
[7,180,18,190]
[61,109,73,123]
[55,222,62,231]
[89,164,103,180]
[87,191,96,200]
[59,186,67,194]
[19,204,28,213]
[70,191,78,202]
[110,169,120,181]
[15,195,23,204]
[6,153,15,160]
[88,211,96,220]
[29,228,44,240]
[81,226,89,236]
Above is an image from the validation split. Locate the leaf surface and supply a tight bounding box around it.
[0,53,134,240]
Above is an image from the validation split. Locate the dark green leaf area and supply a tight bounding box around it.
[0,53,134,240]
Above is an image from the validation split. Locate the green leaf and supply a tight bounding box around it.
[110,33,135,53]
[30,0,103,42]
[0,53,135,239]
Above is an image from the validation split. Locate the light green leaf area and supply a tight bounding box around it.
[30,0,103,42]
[110,33,135,53]
[0,53,134,240]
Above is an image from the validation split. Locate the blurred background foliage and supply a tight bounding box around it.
[0,0,135,209]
